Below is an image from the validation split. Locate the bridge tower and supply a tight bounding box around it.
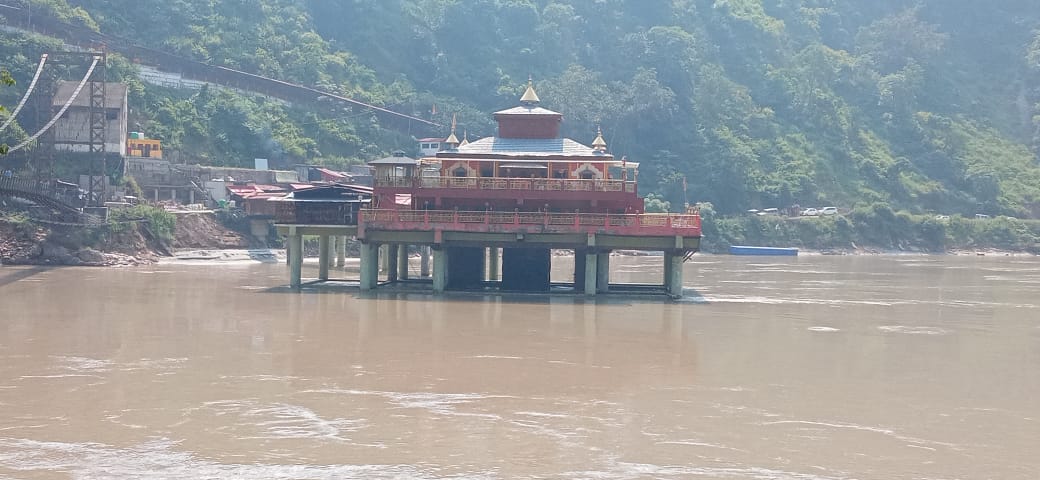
[25,50,108,206]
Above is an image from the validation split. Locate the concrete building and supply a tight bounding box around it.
[51,81,128,156]
[417,137,445,157]
[125,156,296,205]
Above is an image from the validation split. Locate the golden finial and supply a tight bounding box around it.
[445,113,460,146]
[592,125,607,152]
[520,75,540,105]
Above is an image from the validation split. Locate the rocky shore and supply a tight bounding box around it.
[0,220,157,266]
[1,210,249,267]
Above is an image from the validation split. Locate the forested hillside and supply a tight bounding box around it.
[4,0,1040,218]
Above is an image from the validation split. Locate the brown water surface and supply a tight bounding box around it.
[1,255,1038,479]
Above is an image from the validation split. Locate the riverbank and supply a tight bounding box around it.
[0,216,157,266]
[700,207,1040,256]
[0,209,249,267]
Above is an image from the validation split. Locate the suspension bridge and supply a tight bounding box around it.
[0,5,440,132]
[0,177,104,225]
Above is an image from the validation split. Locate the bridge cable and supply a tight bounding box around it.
[7,55,100,154]
[0,54,48,133]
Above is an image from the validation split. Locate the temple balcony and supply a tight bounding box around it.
[358,209,701,238]
[374,176,642,211]
[376,176,637,193]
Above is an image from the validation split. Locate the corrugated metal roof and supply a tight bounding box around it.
[337,183,373,194]
[244,192,288,200]
[449,137,609,158]
[226,185,262,195]
[493,105,561,116]
[226,184,288,198]
[286,184,372,200]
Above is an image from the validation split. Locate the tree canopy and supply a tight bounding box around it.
[3,0,1040,217]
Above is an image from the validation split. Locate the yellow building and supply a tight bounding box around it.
[126,137,162,159]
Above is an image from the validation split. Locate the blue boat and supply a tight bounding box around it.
[729,246,799,256]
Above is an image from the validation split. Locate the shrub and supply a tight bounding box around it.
[109,205,176,243]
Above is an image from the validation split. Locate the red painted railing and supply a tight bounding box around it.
[375,177,637,194]
[359,209,701,237]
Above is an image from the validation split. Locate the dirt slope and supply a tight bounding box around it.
[171,212,249,249]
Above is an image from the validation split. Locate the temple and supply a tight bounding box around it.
[277,80,701,297]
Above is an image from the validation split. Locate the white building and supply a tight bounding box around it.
[417,137,445,157]
[51,81,128,156]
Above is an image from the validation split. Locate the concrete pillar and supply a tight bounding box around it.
[666,252,684,298]
[171,188,177,201]
[574,249,587,290]
[153,188,159,202]
[285,236,292,265]
[584,251,598,296]
[360,242,378,291]
[288,234,303,290]
[432,248,448,293]
[398,245,410,280]
[486,247,499,281]
[379,244,390,274]
[189,189,195,204]
[387,245,399,282]
[329,236,338,266]
[318,235,330,281]
[420,246,431,277]
[663,251,673,289]
[596,252,610,293]
[336,236,346,267]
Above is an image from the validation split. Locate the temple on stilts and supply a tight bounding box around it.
[276,80,701,297]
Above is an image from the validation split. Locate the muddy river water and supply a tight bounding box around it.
[1,255,1038,479]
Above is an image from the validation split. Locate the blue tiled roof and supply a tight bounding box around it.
[450,137,608,157]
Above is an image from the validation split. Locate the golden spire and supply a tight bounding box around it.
[445,113,460,146]
[459,129,469,146]
[592,125,607,152]
[520,76,540,105]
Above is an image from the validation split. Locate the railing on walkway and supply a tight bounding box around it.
[0,177,68,203]
[0,177,105,225]
[360,209,701,236]
[375,177,637,194]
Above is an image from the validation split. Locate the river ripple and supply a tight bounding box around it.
[1,255,1038,479]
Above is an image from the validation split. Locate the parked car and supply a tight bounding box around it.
[761,208,780,216]
[975,214,990,219]
[820,207,838,216]
[802,208,819,216]
[935,214,950,221]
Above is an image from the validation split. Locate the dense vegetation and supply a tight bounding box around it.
[700,205,1040,254]
[3,1,1040,248]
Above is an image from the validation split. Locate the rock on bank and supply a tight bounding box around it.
[1,210,248,266]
